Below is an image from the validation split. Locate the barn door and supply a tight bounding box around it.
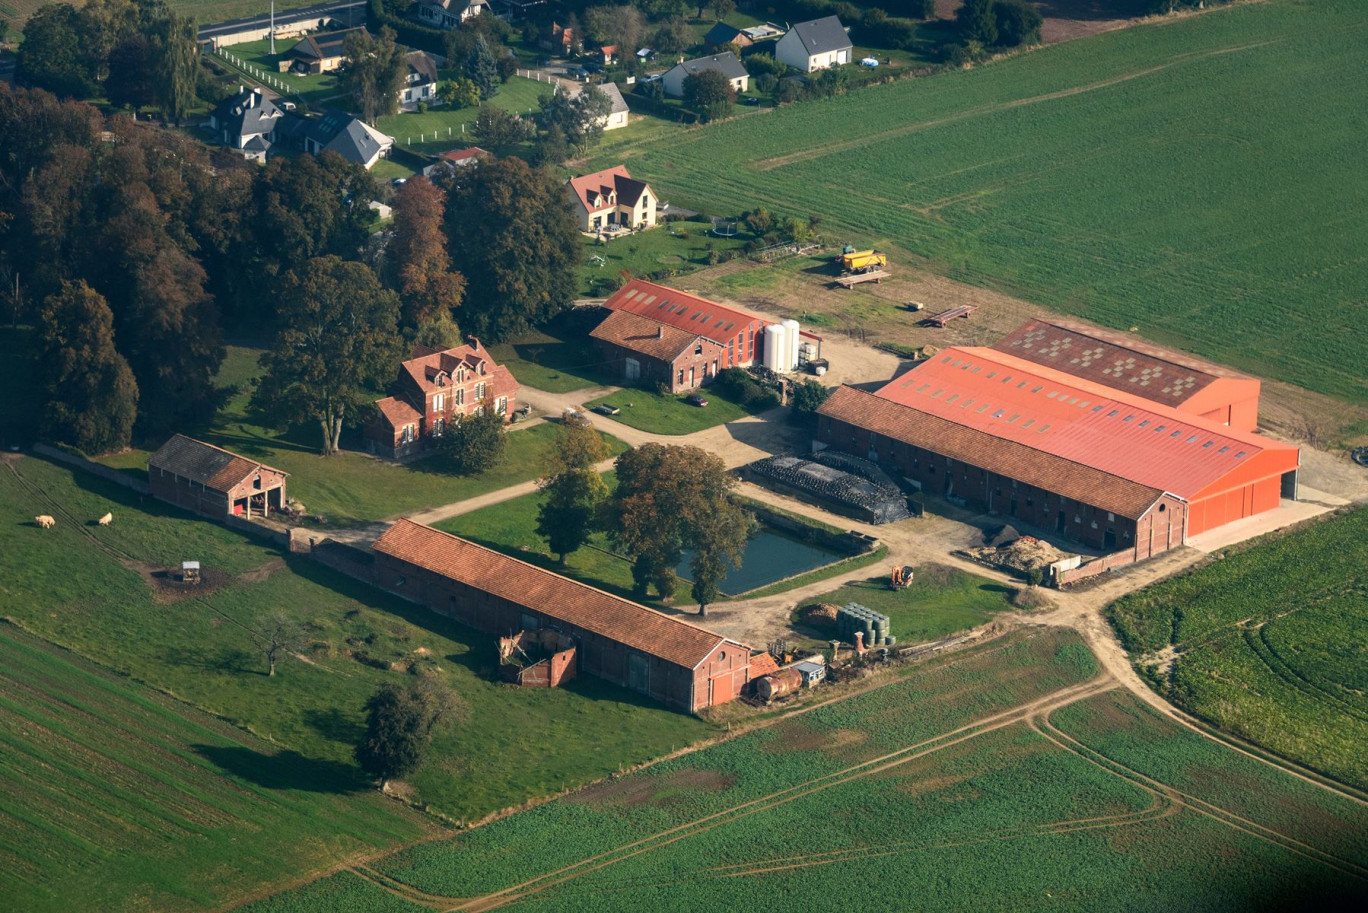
[625,358,640,382]
[628,653,650,694]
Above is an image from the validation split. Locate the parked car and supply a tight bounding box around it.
[592,403,620,416]
[684,393,709,407]
[860,57,879,68]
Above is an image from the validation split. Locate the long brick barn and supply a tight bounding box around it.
[817,320,1300,561]
[371,520,753,714]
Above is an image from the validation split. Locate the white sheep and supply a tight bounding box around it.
[34,515,55,529]
[98,513,113,526]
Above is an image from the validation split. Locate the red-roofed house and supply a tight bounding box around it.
[366,339,519,459]
[422,146,490,178]
[589,309,725,392]
[372,520,753,713]
[568,166,657,233]
[816,333,1300,563]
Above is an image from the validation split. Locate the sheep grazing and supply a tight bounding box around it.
[34,515,55,529]
[98,513,113,526]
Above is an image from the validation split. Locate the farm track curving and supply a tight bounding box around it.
[1243,624,1368,726]
[1032,707,1368,883]
[441,677,1119,911]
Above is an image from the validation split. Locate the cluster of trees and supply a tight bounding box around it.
[954,0,1044,54]
[537,433,754,615]
[1,83,581,456]
[467,82,613,165]
[344,27,411,124]
[17,0,198,119]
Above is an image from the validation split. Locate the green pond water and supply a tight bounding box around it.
[678,528,847,595]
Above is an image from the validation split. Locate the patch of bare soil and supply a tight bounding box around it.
[935,0,1149,45]
[238,557,286,584]
[564,767,737,809]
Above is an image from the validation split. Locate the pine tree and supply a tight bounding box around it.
[465,34,500,101]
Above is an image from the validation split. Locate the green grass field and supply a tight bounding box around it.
[487,312,619,394]
[378,77,551,155]
[0,456,711,831]
[98,345,628,526]
[584,383,770,434]
[596,0,1368,406]
[0,623,429,913]
[212,39,344,108]
[800,564,1015,644]
[1109,506,1368,791]
[248,628,1368,911]
[576,224,754,296]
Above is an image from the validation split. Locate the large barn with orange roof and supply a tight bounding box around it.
[816,322,1299,563]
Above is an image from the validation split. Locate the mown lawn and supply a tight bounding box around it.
[487,313,617,394]
[99,345,628,525]
[576,223,754,297]
[598,0,1368,406]
[0,457,713,833]
[584,383,769,435]
[378,76,550,155]
[212,38,345,108]
[800,564,1015,645]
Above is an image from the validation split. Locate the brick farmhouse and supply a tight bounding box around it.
[372,520,753,714]
[148,435,288,519]
[366,340,519,460]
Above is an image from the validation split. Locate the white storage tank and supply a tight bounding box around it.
[782,319,800,373]
[763,323,786,371]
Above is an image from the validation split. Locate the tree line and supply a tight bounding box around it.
[0,84,581,457]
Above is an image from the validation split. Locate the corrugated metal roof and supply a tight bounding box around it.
[373,521,747,669]
[604,279,765,344]
[992,318,1250,406]
[875,347,1294,500]
[819,386,1166,519]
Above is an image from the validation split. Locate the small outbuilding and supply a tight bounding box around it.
[148,435,289,519]
[794,660,827,687]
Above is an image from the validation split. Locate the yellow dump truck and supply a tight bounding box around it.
[838,246,888,274]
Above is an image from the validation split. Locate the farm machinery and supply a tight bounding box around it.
[890,564,914,590]
[836,245,888,275]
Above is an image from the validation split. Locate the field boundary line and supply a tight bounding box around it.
[449,677,1117,911]
[1034,705,1368,881]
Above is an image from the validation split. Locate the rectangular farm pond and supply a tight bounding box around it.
[679,528,848,596]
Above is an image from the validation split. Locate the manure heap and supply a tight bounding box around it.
[743,451,908,524]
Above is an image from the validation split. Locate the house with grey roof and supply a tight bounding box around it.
[662,52,749,99]
[206,87,284,162]
[300,111,395,170]
[414,0,488,31]
[775,16,851,73]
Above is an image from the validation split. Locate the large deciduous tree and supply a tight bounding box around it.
[16,4,93,98]
[253,256,402,455]
[146,5,198,123]
[683,69,736,122]
[537,84,613,156]
[994,0,1044,47]
[607,443,754,607]
[444,157,580,342]
[36,280,139,454]
[386,177,465,329]
[957,0,998,45]
[343,27,409,124]
[441,408,507,475]
[470,105,528,153]
[355,681,453,788]
[536,412,610,563]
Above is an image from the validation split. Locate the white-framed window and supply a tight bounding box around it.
[455,388,464,406]
[475,382,486,401]
[401,424,415,443]
[433,393,445,413]
[433,418,446,437]
[495,396,507,416]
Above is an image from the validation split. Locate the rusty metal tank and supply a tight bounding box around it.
[757,668,803,702]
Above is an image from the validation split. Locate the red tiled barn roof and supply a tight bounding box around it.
[589,309,701,362]
[748,652,779,678]
[604,279,767,344]
[373,520,747,669]
[148,434,288,492]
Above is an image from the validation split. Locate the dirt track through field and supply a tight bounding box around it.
[354,674,1121,911]
[753,41,1281,173]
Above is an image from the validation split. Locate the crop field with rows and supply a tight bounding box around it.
[597,0,1368,406]
[1109,507,1368,790]
[247,628,1368,911]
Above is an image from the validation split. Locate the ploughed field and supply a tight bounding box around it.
[1109,506,1368,791]
[246,629,1368,912]
[603,0,1368,405]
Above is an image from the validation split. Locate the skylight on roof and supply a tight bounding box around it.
[1123,415,1134,422]
[1140,420,1151,427]
[917,384,930,393]
[1046,391,1058,399]
[993,409,1005,418]
[932,389,943,398]
[1079,401,1090,408]
[1203,441,1214,448]
[987,371,997,378]
[1038,425,1050,433]
[1187,436,1198,443]
[1032,386,1044,394]
[942,356,952,364]
[977,405,989,413]
[1235,451,1247,458]
[1219,446,1230,454]
[1171,431,1181,438]
[1107,410,1119,417]
[1021,419,1034,428]
[945,394,958,403]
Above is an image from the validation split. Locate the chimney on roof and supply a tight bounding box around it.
[656,326,664,339]
[469,336,480,352]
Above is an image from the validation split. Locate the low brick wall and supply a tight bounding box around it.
[738,500,874,556]
[1054,550,1136,587]
[32,444,150,494]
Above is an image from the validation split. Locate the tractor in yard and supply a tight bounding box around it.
[837,245,888,275]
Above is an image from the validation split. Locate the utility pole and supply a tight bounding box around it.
[269,1,276,55]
